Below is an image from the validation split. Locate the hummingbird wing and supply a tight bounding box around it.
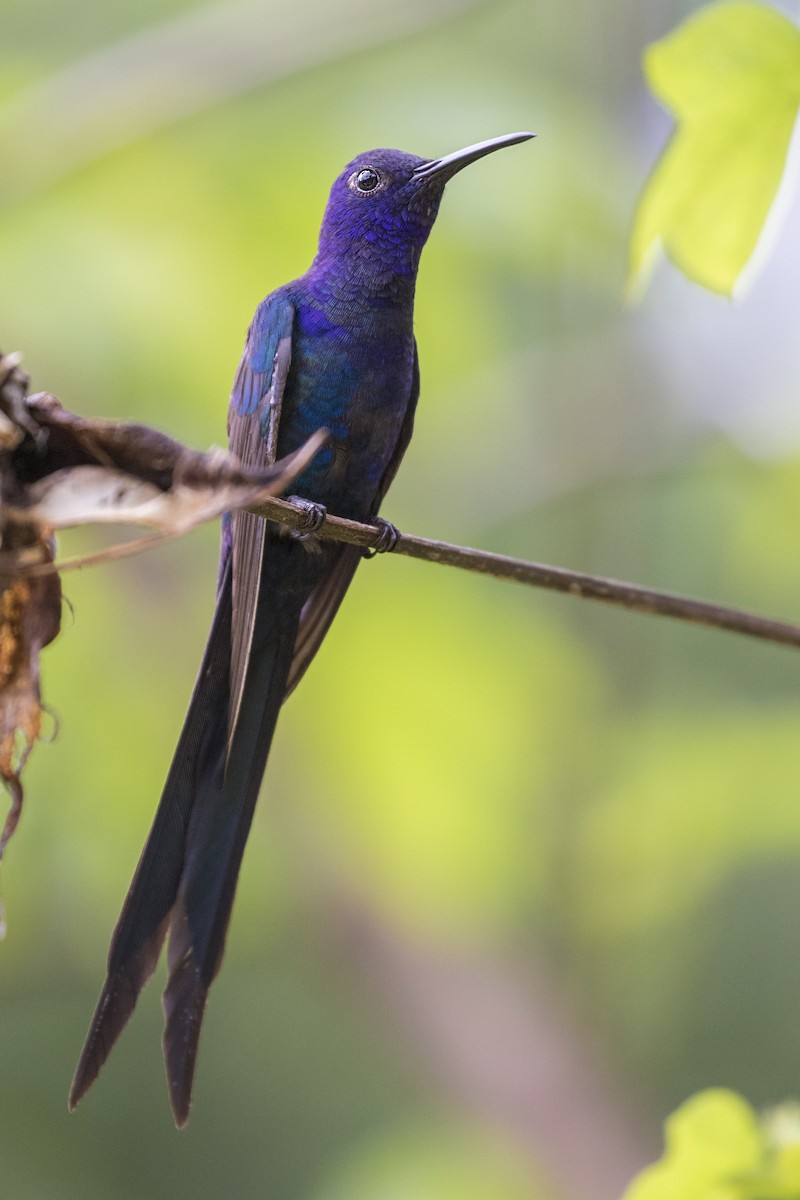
[286,341,419,695]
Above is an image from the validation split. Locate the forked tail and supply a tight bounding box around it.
[70,559,299,1125]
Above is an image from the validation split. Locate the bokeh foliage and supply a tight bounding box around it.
[3,1,800,1197]
[624,1090,800,1199]
[629,1,800,296]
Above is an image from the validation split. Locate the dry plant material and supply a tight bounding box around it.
[0,553,61,856]
[0,349,326,855]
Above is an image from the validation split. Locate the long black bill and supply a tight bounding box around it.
[413,131,535,183]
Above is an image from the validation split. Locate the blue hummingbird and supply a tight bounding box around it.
[69,131,533,1125]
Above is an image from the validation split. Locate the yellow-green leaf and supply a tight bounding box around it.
[629,1,800,297]
[623,1092,800,1199]
[622,1090,764,1199]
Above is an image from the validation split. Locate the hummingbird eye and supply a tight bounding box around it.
[350,167,382,195]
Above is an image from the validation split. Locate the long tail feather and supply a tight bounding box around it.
[69,565,234,1112]
[161,587,299,1124]
[72,539,309,1126]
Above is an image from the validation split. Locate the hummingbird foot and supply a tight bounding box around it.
[287,496,327,541]
[364,517,400,558]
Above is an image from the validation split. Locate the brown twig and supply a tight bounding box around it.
[248,496,800,651]
[9,492,800,653]
[0,529,183,577]
[2,340,797,654]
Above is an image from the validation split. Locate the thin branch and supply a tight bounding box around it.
[10,493,800,654]
[248,496,800,652]
[0,529,183,577]
[2,340,797,654]
[7,471,800,655]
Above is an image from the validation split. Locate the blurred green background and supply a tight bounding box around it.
[3,0,800,1197]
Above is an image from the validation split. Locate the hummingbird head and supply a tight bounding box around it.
[313,132,534,289]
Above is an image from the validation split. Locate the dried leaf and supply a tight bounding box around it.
[0,351,326,853]
[0,548,61,857]
[9,392,327,535]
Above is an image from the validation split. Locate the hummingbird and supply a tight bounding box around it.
[69,131,534,1125]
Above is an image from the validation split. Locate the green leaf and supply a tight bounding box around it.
[629,1,800,297]
[623,1090,764,1199]
[622,1092,800,1199]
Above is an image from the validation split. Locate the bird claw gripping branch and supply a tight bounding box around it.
[363,516,400,557]
[286,495,327,540]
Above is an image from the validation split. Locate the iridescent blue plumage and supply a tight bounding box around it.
[70,133,533,1125]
